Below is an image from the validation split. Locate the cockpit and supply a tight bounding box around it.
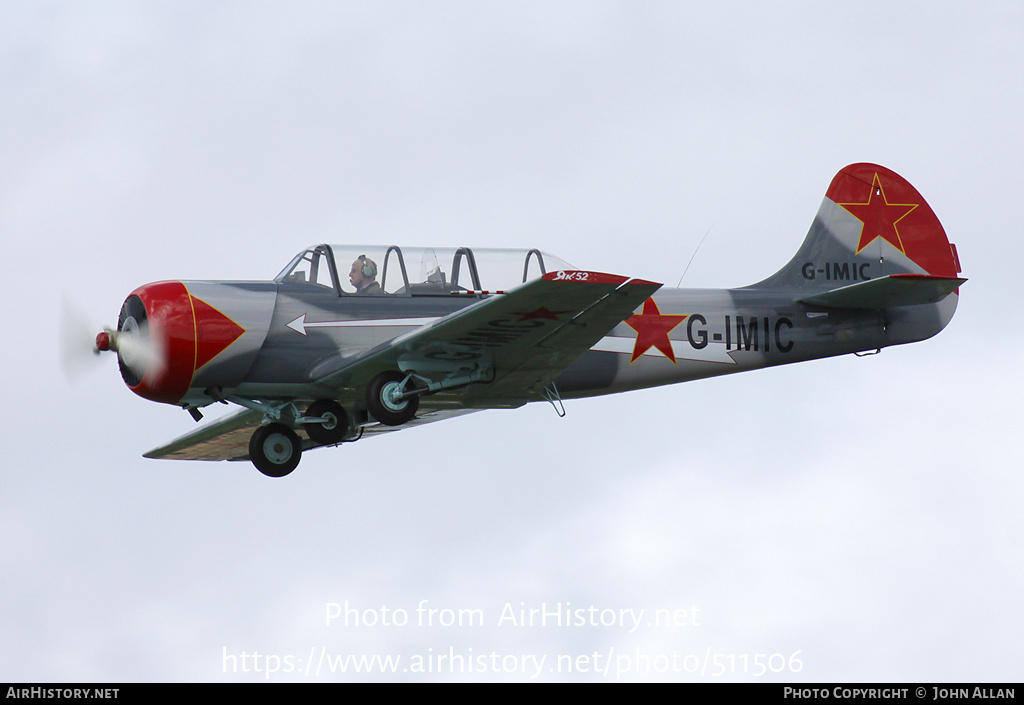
[275,245,576,296]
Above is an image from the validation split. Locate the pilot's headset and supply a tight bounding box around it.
[358,255,377,279]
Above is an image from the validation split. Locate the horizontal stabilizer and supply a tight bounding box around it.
[797,274,966,310]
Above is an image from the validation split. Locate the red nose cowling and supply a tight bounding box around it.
[122,281,245,405]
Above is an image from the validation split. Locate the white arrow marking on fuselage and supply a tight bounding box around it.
[286,314,439,335]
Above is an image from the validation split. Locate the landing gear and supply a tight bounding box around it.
[366,371,419,426]
[249,423,302,477]
[303,400,349,445]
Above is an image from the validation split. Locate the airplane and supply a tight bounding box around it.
[89,163,964,477]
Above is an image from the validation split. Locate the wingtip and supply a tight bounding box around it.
[625,277,662,287]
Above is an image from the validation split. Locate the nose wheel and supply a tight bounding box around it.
[249,423,302,477]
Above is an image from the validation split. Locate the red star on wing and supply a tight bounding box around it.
[624,298,687,364]
[839,173,919,255]
[509,306,570,322]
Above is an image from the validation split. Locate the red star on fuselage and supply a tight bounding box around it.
[839,173,919,255]
[624,298,687,364]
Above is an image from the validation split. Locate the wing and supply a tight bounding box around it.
[313,270,661,407]
[144,270,660,461]
[143,406,482,461]
[144,407,261,461]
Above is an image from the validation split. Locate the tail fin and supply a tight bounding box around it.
[755,164,965,344]
[756,163,963,295]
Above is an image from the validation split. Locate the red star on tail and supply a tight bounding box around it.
[839,173,919,255]
[624,298,687,364]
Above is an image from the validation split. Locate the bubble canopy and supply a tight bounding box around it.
[275,245,576,296]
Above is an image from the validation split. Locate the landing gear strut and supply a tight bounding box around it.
[304,400,349,445]
[249,423,302,477]
[366,371,419,426]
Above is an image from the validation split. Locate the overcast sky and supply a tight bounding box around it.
[2,0,1021,682]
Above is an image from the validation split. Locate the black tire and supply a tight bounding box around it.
[249,423,302,477]
[304,400,349,445]
[366,371,419,426]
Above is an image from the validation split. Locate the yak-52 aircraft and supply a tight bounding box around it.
[90,163,964,477]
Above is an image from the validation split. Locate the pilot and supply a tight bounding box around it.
[349,255,382,295]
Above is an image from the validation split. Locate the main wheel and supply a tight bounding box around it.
[366,371,419,426]
[304,400,349,445]
[249,423,302,477]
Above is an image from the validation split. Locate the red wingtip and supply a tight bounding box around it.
[542,270,629,284]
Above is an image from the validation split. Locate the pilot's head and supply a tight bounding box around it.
[349,255,378,290]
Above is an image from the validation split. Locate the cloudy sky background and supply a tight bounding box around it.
[2,1,1021,682]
